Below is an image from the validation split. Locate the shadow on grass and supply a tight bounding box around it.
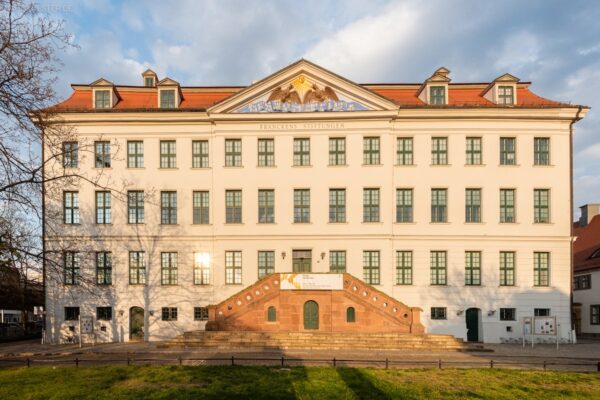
[336,367,391,400]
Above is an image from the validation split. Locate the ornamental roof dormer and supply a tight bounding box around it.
[482,73,520,105]
[90,78,119,109]
[417,67,451,105]
[156,77,182,109]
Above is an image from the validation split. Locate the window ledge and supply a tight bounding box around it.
[159,167,179,170]
[257,222,277,225]
[328,221,349,225]
[328,164,349,167]
[499,222,519,225]
[429,222,451,225]
[191,223,212,226]
[464,222,486,225]
[533,164,554,168]
[498,164,521,167]
[394,221,416,225]
[225,223,245,226]
[362,221,383,225]
[430,164,451,167]
[293,222,312,225]
[291,165,313,168]
[256,165,277,168]
[160,224,180,226]
[362,164,383,167]
[127,223,146,225]
[191,167,212,170]
[394,164,417,167]
[533,222,554,225]
[93,167,113,170]
[464,164,486,167]
[223,165,244,168]
[127,167,146,170]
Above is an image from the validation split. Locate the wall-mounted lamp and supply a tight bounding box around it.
[118,310,124,317]
[456,310,464,316]
[320,252,326,260]
[487,310,496,316]
[281,251,286,259]
[149,310,154,316]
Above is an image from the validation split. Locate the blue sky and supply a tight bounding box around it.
[41,0,600,216]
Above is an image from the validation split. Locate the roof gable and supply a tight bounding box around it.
[90,78,114,87]
[209,59,398,114]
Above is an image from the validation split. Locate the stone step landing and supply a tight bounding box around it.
[163,331,483,351]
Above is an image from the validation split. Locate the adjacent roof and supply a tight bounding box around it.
[50,60,581,112]
[574,215,600,273]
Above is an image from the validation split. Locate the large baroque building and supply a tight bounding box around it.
[44,60,588,344]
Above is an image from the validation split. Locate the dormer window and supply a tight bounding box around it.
[498,86,514,105]
[430,86,446,105]
[95,90,111,109]
[160,90,176,108]
[144,77,155,87]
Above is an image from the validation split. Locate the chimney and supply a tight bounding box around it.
[579,204,600,227]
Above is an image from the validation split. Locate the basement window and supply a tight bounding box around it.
[267,306,277,322]
[194,307,208,321]
[346,307,356,323]
[431,307,447,320]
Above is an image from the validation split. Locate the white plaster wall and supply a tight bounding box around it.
[573,270,600,335]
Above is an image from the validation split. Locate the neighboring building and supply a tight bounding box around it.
[44,60,588,344]
[573,204,600,337]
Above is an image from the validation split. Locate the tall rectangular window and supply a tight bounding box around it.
[225,139,242,166]
[257,138,274,167]
[500,189,515,223]
[192,191,210,225]
[498,86,514,105]
[128,191,144,224]
[431,188,447,223]
[500,137,516,165]
[64,251,80,285]
[293,138,310,166]
[431,137,448,165]
[533,252,550,287]
[63,191,80,224]
[292,250,312,273]
[363,250,380,285]
[396,251,413,285]
[193,252,210,285]
[160,90,176,108]
[534,138,550,166]
[329,251,346,273]
[192,140,209,168]
[258,251,275,278]
[95,141,111,168]
[94,90,110,109]
[499,251,515,286]
[534,189,550,223]
[396,188,413,223]
[465,251,481,286]
[161,252,178,285]
[430,251,447,285]
[363,137,380,165]
[62,142,78,168]
[258,189,275,224]
[127,141,143,168]
[225,190,242,223]
[96,251,112,285]
[329,189,346,223]
[329,138,346,165]
[430,86,445,104]
[397,137,413,165]
[294,189,310,223]
[466,137,482,165]
[95,191,111,224]
[465,188,481,223]
[591,306,600,325]
[363,188,380,222]
[160,140,176,168]
[161,191,177,224]
[129,251,145,285]
[225,251,242,284]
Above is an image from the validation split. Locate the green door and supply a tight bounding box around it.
[130,307,144,340]
[293,250,312,272]
[466,308,479,342]
[303,301,319,330]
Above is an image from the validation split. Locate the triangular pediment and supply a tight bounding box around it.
[209,59,398,114]
[90,78,114,87]
[494,73,520,83]
[157,77,180,86]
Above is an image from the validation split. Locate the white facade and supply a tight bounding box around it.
[573,269,600,335]
[44,61,587,344]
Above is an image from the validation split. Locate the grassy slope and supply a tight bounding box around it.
[0,366,599,399]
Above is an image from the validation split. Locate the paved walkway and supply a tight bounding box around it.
[1,339,599,371]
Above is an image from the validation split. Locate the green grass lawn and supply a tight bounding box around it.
[0,365,599,399]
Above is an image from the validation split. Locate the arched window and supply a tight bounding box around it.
[346,307,356,323]
[267,306,276,322]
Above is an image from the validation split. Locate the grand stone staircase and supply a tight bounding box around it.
[164,331,477,351]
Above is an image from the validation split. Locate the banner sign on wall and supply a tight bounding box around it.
[280,273,343,290]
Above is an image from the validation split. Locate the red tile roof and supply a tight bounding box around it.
[51,83,575,112]
[574,215,600,273]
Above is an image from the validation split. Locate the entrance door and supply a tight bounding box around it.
[293,250,312,272]
[573,305,582,335]
[130,307,144,340]
[466,308,480,342]
[303,301,319,330]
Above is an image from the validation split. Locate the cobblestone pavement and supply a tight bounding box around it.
[1,339,599,371]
